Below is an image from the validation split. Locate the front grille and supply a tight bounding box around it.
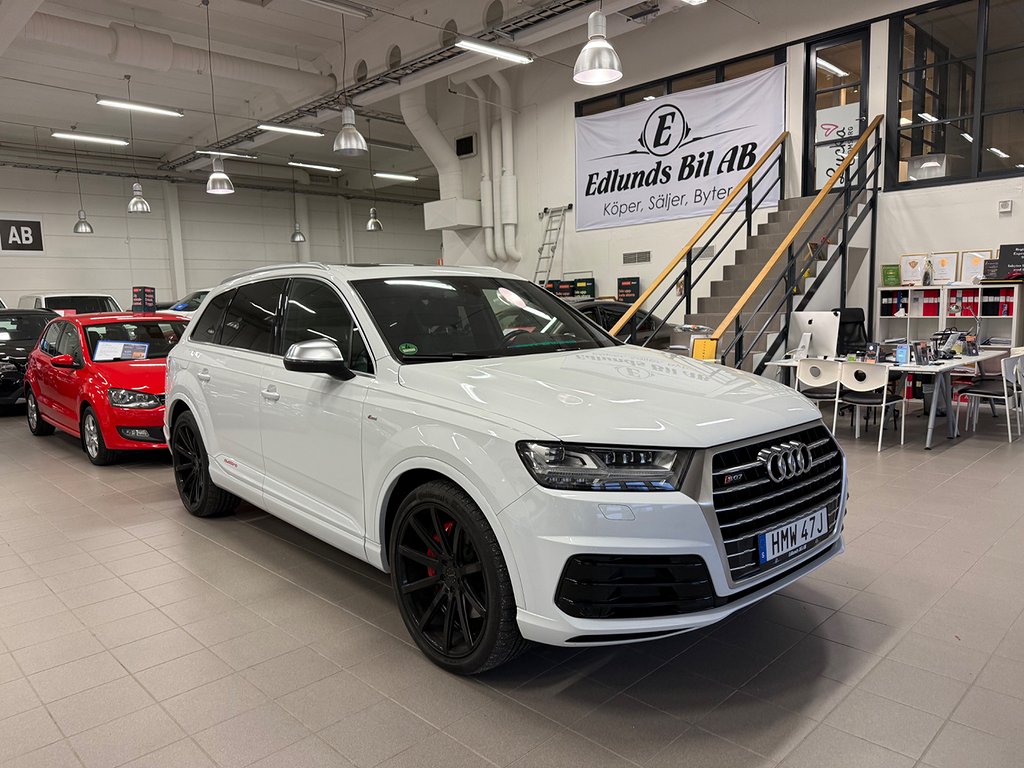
[555,554,715,619]
[711,424,843,582]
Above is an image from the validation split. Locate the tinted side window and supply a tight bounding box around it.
[220,279,286,355]
[282,279,372,374]
[190,289,233,345]
[40,322,62,355]
[56,324,82,360]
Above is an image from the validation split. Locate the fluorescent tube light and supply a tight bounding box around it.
[196,149,258,160]
[988,147,1010,159]
[51,131,128,146]
[643,95,657,101]
[960,132,974,142]
[257,123,325,137]
[918,112,938,122]
[455,37,533,64]
[96,97,183,118]
[369,138,416,152]
[294,0,372,19]
[816,58,850,78]
[373,172,418,182]
[289,160,343,173]
[680,0,708,4]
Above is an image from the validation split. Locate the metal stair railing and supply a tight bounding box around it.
[708,115,885,372]
[608,131,789,345]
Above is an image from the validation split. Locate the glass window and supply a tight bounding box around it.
[170,290,210,313]
[0,313,50,343]
[83,320,186,362]
[44,296,119,313]
[578,94,619,116]
[56,324,82,360]
[623,83,666,106]
[725,53,778,81]
[891,0,1023,185]
[352,277,613,362]
[39,322,62,355]
[810,34,867,191]
[190,289,233,345]
[669,68,716,94]
[282,279,372,374]
[220,280,286,355]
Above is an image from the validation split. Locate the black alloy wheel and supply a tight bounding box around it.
[391,480,526,674]
[171,410,237,518]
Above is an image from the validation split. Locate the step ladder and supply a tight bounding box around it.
[534,204,572,285]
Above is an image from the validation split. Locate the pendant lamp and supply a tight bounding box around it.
[71,138,93,234]
[365,118,382,231]
[203,0,234,194]
[366,207,382,232]
[290,168,306,242]
[333,16,368,156]
[124,76,151,213]
[573,10,622,86]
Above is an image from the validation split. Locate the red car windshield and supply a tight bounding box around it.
[83,320,187,363]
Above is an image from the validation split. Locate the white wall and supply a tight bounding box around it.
[0,167,441,308]
[434,0,1023,322]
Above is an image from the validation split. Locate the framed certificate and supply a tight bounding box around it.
[900,254,926,285]
[959,249,993,283]
[930,252,958,284]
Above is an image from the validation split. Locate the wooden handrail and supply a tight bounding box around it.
[710,115,884,343]
[608,130,790,337]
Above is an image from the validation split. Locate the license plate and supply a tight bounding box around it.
[758,507,828,564]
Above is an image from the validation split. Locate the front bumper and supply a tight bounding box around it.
[497,423,846,646]
[99,404,169,451]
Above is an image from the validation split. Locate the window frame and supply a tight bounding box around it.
[575,47,786,118]
[279,277,375,377]
[885,0,1024,190]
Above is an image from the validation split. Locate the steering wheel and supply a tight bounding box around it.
[501,328,535,347]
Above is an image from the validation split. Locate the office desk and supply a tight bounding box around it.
[767,350,1005,449]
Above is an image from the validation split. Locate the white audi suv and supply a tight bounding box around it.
[164,263,846,674]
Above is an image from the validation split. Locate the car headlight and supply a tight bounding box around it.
[516,441,690,491]
[107,389,162,409]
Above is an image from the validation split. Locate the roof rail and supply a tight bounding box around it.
[219,262,331,285]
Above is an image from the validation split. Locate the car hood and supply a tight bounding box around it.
[398,346,819,447]
[93,359,168,394]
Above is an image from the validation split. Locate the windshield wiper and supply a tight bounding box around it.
[401,352,492,362]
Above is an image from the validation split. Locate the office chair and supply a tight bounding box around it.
[833,307,869,356]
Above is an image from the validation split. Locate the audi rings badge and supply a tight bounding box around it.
[757,441,814,483]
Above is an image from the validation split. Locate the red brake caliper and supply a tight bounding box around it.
[425,520,454,578]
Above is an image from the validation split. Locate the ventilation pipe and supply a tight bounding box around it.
[490,71,522,262]
[399,87,462,200]
[466,79,495,261]
[21,12,334,94]
[490,119,507,261]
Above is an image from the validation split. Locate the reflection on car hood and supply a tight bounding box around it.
[398,346,819,447]
[94,359,169,394]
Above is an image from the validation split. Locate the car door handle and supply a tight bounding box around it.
[260,387,280,402]
[197,370,211,383]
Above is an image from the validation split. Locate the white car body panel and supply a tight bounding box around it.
[166,263,846,648]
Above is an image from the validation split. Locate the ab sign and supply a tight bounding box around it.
[0,219,44,252]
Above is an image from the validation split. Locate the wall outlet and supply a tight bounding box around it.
[998,199,1013,214]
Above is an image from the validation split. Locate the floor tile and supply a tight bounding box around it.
[46,676,155,736]
[162,673,267,733]
[922,721,1018,768]
[778,723,914,768]
[510,731,635,768]
[320,699,436,768]
[110,627,203,673]
[193,703,309,768]
[647,726,773,768]
[445,696,560,766]
[857,658,968,718]
[133,649,234,701]
[823,687,943,758]
[0,707,65,763]
[952,685,1024,744]
[241,646,340,698]
[69,705,183,768]
[28,652,127,703]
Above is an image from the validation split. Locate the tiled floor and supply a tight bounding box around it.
[0,403,1022,768]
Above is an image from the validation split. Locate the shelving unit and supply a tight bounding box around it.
[877,283,1023,347]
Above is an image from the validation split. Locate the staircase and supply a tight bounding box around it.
[683,195,869,369]
[611,116,884,374]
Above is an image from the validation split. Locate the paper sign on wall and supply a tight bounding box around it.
[574,65,786,231]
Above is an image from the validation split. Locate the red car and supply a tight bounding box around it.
[23,312,188,465]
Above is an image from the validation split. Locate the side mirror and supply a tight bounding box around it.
[283,339,355,380]
[50,354,80,369]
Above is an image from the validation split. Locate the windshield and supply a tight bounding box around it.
[0,314,50,343]
[45,296,119,313]
[352,276,615,363]
[170,291,209,312]
[83,320,187,362]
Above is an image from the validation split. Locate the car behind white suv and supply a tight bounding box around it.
[165,263,846,674]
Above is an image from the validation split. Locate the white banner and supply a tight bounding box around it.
[574,65,786,231]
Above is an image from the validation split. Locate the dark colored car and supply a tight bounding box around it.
[0,309,57,406]
[572,299,674,349]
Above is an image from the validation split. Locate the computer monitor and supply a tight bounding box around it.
[790,310,842,359]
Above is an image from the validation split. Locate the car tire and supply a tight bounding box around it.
[81,405,117,465]
[390,479,527,675]
[170,410,238,518]
[25,388,54,436]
